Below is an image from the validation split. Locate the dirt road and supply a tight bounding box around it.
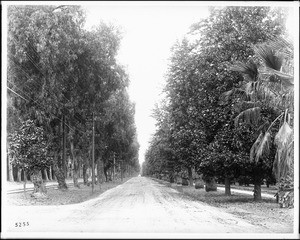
[5,176,272,235]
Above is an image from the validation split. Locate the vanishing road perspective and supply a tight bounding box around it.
[6,177,272,233]
[3,3,297,239]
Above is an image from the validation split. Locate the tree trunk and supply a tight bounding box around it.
[176,176,182,185]
[104,165,109,182]
[8,164,14,181]
[94,163,97,184]
[48,166,53,181]
[182,178,189,186]
[53,153,68,190]
[43,168,49,182]
[92,165,96,184]
[83,164,88,185]
[109,168,112,181]
[17,167,22,182]
[169,173,174,183]
[62,115,67,178]
[253,176,262,201]
[73,168,80,188]
[100,163,104,182]
[225,177,231,196]
[69,160,73,179]
[120,161,123,182]
[70,140,80,188]
[205,176,217,192]
[54,164,68,190]
[79,165,81,178]
[195,175,204,189]
[53,170,56,181]
[23,168,27,195]
[188,167,193,186]
[72,160,80,188]
[7,156,14,181]
[97,159,102,186]
[31,170,47,197]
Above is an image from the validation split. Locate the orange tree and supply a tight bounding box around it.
[150,6,288,197]
[8,119,53,195]
[182,6,288,197]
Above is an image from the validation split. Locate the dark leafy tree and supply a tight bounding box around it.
[8,120,53,195]
[7,6,140,192]
[144,6,289,198]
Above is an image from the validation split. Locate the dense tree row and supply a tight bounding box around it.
[142,6,294,207]
[7,5,140,195]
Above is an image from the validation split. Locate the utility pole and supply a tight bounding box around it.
[92,111,95,193]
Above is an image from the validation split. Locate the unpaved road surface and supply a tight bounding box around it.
[5,177,272,234]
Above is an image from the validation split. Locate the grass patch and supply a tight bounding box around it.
[154,178,276,205]
[153,178,294,233]
[6,178,132,206]
[177,185,276,206]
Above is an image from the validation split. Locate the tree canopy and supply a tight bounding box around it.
[7,5,140,190]
[143,6,293,205]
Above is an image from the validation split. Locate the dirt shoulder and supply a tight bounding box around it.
[5,177,133,206]
[153,178,294,233]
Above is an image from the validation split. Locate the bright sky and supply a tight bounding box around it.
[83,3,209,164]
[82,2,298,165]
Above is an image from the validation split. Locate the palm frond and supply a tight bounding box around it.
[280,49,293,60]
[261,37,294,88]
[258,78,282,95]
[273,121,294,180]
[244,82,257,95]
[278,140,294,179]
[245,82,253,95]
[275,121,293,148]
[244,82,261,102]
[219,87,247,104]
[233,101,257,113]
[257,121,270,133]
[252,131,271,162]
[269,94,294,112]
[250,131,272,162]
[255,85,277,103]
[261,69,294,87]
[268,36,293,59]
[234,106,261,127]
[254,45,283,71]
[250,132,263,162]
[273,139,294,180]
[230,60,258,81]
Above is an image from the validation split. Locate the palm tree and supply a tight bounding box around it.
[224,37,294,206]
